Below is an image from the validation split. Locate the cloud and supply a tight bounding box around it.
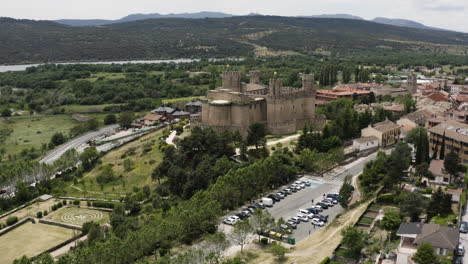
[417,0,467,11]
[422,4,465,11]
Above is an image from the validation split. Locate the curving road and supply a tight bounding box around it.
[40,124,119,164]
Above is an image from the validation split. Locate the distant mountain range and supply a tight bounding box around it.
[53,12,453,32]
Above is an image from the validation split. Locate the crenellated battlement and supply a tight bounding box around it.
[222,71,242,91]
[302,73,315,91]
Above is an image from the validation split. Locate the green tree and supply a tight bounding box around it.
[413,243,437,264]
[444,150,461,183]
[385,142,412,188]
[250,209,276,241]
[79,147,99,171]
[380,211,402,232]
[269,243,288,260]
[427,187,452,218]
[407,127,430,165]
[13,256,31,264]
[35,253,54,264]
[247,122,267,149]
[338,175,353,209]
[51,132,65,146]
[119,112,135,129]
[1,108,12,117]
[104,114,117,125]
[399,192,427,221]
[110,203,126,229]
[341,226,367,257]
[230,220,253,253]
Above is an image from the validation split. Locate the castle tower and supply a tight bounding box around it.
[222,71,241,92]
[302,73,315,91]
[249,71,260,84]
[269,78,282,97]
[407,73,417,94]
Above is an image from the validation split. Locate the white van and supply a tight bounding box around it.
[261,197,274,207]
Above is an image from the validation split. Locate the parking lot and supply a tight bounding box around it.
[266,176,344,242]
[220,175,345,243]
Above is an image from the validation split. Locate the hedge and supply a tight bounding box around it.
[6,216,18,226]
[92,201,115,209]
[376,193,394,204]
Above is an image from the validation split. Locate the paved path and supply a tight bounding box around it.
[165,130,177,146]
[460,204,468,264]
[50,235,88,258]
[266,134,300,146]
[40,125,119,164]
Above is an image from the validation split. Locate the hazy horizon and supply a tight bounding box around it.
[2,0,468,32]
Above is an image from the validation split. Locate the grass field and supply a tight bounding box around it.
[0,222,75,263]
[64,129,165,198]
[162,96,204,104]
[46,207,110,226]
[0,199,58,226]
[76,71,164,82]
[1,114,108,157]
[61,104,119,113]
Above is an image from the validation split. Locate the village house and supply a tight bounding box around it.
[315,87,371,102]
[352,136,379,152]
[184,101,203,114]
[397,110,434,131]
[152,106,176,119]
[142,113,164,126]
[428,120,468,164]
[396,223,459,263]
[427,159,450,185]
[361,119,401,147]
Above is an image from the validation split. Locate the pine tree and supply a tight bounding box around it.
[440,132,446,160]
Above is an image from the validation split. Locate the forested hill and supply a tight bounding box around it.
[1,16,468,64]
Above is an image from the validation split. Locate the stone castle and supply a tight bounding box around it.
[192,71,317,135]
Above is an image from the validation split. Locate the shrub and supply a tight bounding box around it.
[6,216,18,226]
[376,193,394,204]
[87,201,92,206]
[73,199,80,205]
[0,223,5,229]
[319,257,330,264]
[43,210,48,216]
[36,211,43,218]
[63,200,68,206]
[260,237,269,245]
[92,201,115,209]
[52,205,57,211]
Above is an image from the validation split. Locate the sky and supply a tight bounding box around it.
[2,0,468,32]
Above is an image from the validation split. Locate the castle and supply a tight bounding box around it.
[192,71,317,135]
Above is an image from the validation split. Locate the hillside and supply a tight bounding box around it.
[1,16,468,64]
[371,17,448,32]
[55,11,234,26]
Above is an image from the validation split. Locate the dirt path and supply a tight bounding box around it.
[287,201,371,263]
[70,184,120,197]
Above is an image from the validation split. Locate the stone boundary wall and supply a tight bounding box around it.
[0,204,27,220]
[31,234,84,261]
[0,217,34,236]
[59,196,121,203]
[39,219,82,231]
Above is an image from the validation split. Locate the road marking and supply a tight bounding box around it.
[309,179,323,184]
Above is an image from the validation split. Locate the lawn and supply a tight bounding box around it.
[430,214,458,226]
[358,217,375,225]
[0,199,57,225]
[46,207,110,226]
[336,248,359,260]
[61,104,119,113]
[1,114,109,158]
[369,204,382,211]
[64,129,165,198]
[0,222,75,263]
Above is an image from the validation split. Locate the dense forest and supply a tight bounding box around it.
[1,16,468,64]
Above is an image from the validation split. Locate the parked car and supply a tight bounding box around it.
[307,208,321,214]
[311,218,325,226]
[455,256,463,264]
[297,214,309,222]
[298,209,314,219]
[327,194,340,200]
[279,190,289,197]
[280,224,292,233]
[317,202,329,209]
[304,181,311,187]
[315,214,328,223]
[321,200,334,207]
[262,197,274,207]
[289,186,298,192]
[276,192,285,199]
[314,205,323,211]
[284,189,293,195]
[224,216,240,225]
[289,217,301,224]
[286,221,297,229]
[460,221,468,233]
[457,244,465,256]
[267,194,281,202]
[326,197,338,204]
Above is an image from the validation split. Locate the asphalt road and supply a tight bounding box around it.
[40,124,119,164]
[460,205,468,264]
